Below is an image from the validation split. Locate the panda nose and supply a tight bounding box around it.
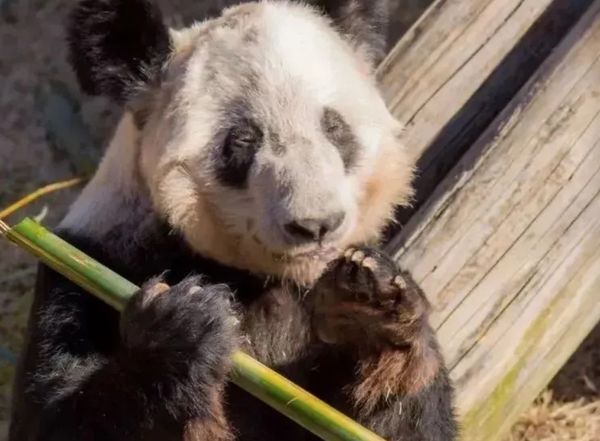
[283,212,345,244]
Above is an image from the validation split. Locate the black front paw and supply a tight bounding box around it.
[312,247,429,347]
[334,247,404,304]
[120,276,239,385]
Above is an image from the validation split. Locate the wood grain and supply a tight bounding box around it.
[386,2,600,439]
[378,0,592,226]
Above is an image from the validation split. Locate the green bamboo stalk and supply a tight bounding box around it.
[1,217,385,441]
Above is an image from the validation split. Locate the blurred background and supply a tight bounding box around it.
[0,1,598,440]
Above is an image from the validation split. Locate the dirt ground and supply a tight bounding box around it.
[0,1,598,440]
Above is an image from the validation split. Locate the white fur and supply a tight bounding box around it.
[60,113,142,235]
[62,2,414,284]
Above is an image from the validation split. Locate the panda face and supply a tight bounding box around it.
[68,0,414,285]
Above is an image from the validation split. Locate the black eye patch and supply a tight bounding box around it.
[321,107,359,170]
[216,118,263,188]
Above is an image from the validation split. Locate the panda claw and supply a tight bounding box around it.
[139,281,170,307]
[313,246,431,348]
[350,250,365,264]
[332,246,408,304]
[344,248,356,259]
[392,275,407,291]
[121,276,239,373]
[361,256,378,271]
[188,285,203,295]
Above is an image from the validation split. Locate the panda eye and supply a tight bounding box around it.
[321,107,358,170]
[217,119,263,188]
[223,120,263,161]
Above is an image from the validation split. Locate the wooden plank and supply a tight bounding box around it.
[385,2,600,440]
[377,0,592,226]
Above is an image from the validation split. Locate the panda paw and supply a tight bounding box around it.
[312,246,429,347]
[120,276,239,386]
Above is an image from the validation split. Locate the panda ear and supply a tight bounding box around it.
[67,0,171,103]
[318,0,389,65]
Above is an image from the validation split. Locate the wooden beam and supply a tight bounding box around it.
[378,0,592,226]
[387,2,600,439]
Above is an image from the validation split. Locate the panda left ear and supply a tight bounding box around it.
[67,0,171,103]
[318,0,389,65]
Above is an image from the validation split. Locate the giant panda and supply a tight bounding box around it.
[9,1,457,440]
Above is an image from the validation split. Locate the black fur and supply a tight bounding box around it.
[365,370,456,441]
[120,276,238,419]
[67,0,171,102]
[321,107,359,170]
[10,216,456,441]
[316,0,390,63]
[9,1,456,439]
[311,246,457,441]
[217,118,264,189]
[9,227,251,441]
[66,0,388,104]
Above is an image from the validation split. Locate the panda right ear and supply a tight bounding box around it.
[67,0,171,103]
[318,0,389,66]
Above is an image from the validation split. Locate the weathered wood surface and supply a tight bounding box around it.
[378,0,592,223]
[387,2,600,439]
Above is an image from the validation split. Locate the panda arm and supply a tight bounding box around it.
[350,328,456,441]
[10,264,234,441]
[12,265,153,440]
[311,246,457,441]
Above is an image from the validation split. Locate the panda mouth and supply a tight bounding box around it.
[250,233,339,263]
[272,247,339,263]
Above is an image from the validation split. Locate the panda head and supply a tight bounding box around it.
[68,0,414,285]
